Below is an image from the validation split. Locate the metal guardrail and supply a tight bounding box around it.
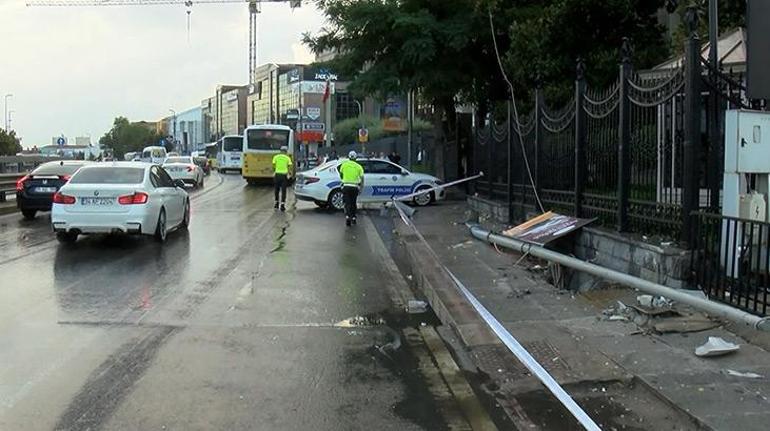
[0,172,25,203]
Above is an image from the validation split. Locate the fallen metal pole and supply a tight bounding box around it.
[469,225,770,331]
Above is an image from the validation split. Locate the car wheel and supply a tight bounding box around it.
[154,209,167,243]
[181,201,190,230]
[413,186,433,207]
[328,189,345,211]
[314,201,329,209]
[21,209,37,220]
[199,176,204,187]
[56,231,77,244]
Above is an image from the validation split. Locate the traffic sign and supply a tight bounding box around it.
[306,107,321,120]
[57,136,66,146]
[358,128,369,143]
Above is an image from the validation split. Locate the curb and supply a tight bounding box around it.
[394,222,499,348]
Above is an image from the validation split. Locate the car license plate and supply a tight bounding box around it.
[34,187,57,193]
[81,197,114,206]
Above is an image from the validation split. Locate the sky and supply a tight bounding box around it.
[0,0,326,148]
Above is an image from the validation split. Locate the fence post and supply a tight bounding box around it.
[507,100,513,224]
[487,123,493,198]
[534,77,544,203]
[617,38,632,232]
[574,58,587,218]
[682,7,703,246]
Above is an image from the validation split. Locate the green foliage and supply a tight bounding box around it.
[305,0,495,122]
[504,0,669,105]
[98,117,164,160]
[307,0,671,118]
[670,0,746,51]
[0,128,22,156]
[333,116,433,146]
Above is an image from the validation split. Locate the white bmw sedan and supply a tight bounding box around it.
[51,162,190,244]
[162,156,205,188]
[294,158,445,210]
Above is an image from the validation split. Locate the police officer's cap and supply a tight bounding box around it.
[280,146,288,152]
[348,151,358,160]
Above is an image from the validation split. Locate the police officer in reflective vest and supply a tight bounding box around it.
[272,146,292,212]
[339,151,364,226]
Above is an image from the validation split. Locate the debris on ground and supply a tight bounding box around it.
[695,337,740,357]
[725,369,763,379]
[407,300,429,314]
[652,315,720,333]
[450,240,473,249]
[636,294,673,309]
[601,298,720,334]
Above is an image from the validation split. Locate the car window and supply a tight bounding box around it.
[157,167,175,187]
[149,166,161,188]
[32,162,85,176]
[70,167,145,184]
[164,157,190,164]
[364,161,402,175]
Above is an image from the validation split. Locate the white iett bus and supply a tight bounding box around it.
[217,135,243,174]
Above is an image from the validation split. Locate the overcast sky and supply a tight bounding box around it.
[0,0,325,147]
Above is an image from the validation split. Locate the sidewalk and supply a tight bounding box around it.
[394,201,770,430]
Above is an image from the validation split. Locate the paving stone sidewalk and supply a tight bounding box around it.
[396,201,770,431]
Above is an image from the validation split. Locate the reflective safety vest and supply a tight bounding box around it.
[339,159,364,186]
[272,153,292,175]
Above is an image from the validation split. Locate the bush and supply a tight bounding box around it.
[333,116,434,146]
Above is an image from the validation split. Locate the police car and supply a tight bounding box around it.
[294,158,445,210]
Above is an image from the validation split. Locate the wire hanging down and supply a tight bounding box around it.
[487,9,544,214]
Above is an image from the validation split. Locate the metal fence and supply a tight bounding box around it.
[472,20,762,244]
[691,212,770,316]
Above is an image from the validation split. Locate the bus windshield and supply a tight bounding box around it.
[223,137,242,152]
[247,129,290,151]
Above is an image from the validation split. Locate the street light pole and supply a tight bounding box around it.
[169,109,177,152]
[8,110,15,131]
[4,94,12,131]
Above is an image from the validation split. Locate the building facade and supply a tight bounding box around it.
[209,85,248,139]
[169,106,204,155]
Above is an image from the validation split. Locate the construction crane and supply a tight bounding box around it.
[25,0,301,84]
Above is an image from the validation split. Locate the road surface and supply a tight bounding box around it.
[0,173,474,431]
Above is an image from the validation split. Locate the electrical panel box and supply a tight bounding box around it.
[724,110,770,173]
[739,192,767,222]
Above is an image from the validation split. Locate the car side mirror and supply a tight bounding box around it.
[174,179,186,188]
[401,170,409,176]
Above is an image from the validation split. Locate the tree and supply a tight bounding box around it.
[304,0,499,129]
[0,128,22,156]
[504,0,669,105]
[98,117,164,159]
[306,0,671,123]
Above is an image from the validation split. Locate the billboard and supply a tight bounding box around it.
[381,98,405,132]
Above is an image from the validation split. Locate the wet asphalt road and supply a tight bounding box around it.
[0,173,455,431]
